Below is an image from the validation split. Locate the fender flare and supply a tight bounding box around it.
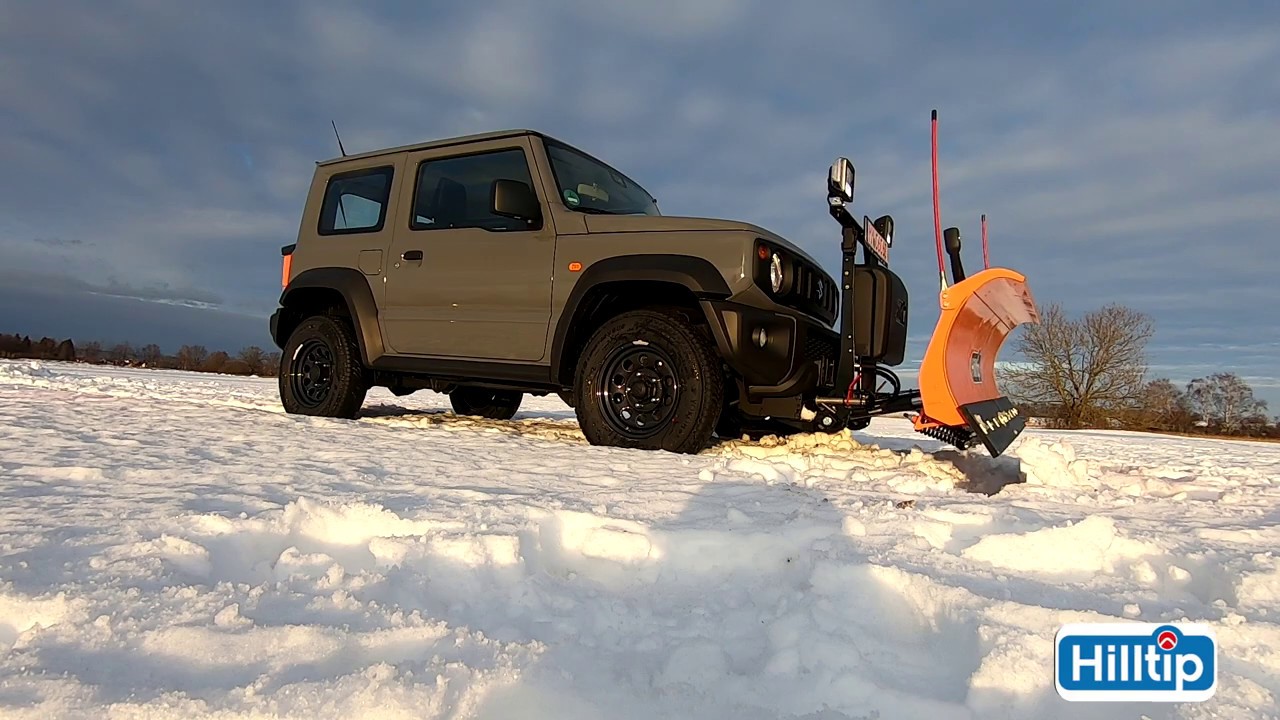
[276,267,386,366]
[549,254,733,385]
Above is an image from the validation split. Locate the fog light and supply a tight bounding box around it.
[752,327,768,348]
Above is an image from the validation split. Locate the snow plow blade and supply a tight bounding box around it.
[915,267,1039,456]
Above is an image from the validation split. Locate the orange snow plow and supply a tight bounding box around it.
[908,110,1041,455]
[914,267,1039,455]
[808,109,1039,456]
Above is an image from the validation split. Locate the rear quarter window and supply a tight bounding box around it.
[318,166,394,235]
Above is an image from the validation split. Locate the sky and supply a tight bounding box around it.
[1,0,1278,410]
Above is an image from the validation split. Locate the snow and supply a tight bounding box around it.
[1,358,1279,718]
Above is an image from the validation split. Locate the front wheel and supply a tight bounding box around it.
[574,309,723,454]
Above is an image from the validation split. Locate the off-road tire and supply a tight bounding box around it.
[450,387,523,420]
[279,313,368,418]
[574,308,723,454]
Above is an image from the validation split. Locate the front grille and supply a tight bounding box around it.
[791,261,838,323]
[755,237,839,324]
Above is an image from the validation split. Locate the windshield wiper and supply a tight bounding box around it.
[572,207,618,215]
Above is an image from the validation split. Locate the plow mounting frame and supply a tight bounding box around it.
[813,111,1039,456]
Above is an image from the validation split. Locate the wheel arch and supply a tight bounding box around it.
[549,254,734,387]
[273,267,385,366]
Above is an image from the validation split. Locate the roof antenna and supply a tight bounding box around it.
[330,120,349,227]
[331,120,348,157]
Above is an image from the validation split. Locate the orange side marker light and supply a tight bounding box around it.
[281,253,292,288]
[568,261,583,272]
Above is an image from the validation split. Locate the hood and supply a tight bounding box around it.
[583,214,827,271]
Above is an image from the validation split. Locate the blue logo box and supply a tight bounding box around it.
[1055,622,1217,702]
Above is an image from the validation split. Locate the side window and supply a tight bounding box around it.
[411,148,538,232]
[318,166,393,235]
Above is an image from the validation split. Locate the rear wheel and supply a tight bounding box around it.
[574,308,723,454]
[279,313,368,418]
[450,387,523,420]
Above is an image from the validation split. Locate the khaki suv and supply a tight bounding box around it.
[270,127,1038,456]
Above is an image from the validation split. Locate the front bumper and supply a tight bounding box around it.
[702,299,839,401]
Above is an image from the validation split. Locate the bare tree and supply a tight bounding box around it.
[109,342,135,365]
[222,359,253,375]
[176,345,208,371]
[79,341,102,362]
[238,346,266,375]
[1187,372,1268,433]
[1134,378,1195,431]
[1003,302,1154,428]
[262,351,282,377]
[139,344,164,366]
[200,350,230,374]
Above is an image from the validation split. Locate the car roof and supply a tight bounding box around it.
[317,128,556,166]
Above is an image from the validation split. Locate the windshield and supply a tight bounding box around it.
[545,141,660,216]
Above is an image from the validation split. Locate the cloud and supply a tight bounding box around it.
[564,0,751,40]
[0,267,224,308]
[0,284,268,355]
[0,0,1276,401]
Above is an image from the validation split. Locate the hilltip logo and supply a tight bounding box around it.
[1056,623,1217,702]
[971,405,1018,434]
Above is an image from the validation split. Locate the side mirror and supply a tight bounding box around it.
[491,179,540,223]
[827,157,856,204]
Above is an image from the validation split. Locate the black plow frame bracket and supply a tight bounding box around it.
[815,197,923,429]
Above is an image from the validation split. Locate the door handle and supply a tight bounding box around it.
[401,250,423,262]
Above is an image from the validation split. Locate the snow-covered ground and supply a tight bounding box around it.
[1,359,1278,719]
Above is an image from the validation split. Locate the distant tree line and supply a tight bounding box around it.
[1004,303,1278,439]
[0,334,77,362]
[4,311,1276,442]
[0,333,281,377]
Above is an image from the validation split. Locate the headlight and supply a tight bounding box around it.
[769,252,783,293]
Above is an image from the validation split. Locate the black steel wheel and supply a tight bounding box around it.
[594,342,681,440]
[289,338,335,409]
[574,308,723,454]
[279,313,368,418]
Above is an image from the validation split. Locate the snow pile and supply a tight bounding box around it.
[1237,559,1280,613]
[960,515,1159,580]
[2,360,1280,718]
[708,429,983,495]
[1011,436,1093,488]
[0,359,282,413]
[0,359,57,388]
[0,586,88,653]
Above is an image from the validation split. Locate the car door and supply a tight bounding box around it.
[381,137,556,362]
